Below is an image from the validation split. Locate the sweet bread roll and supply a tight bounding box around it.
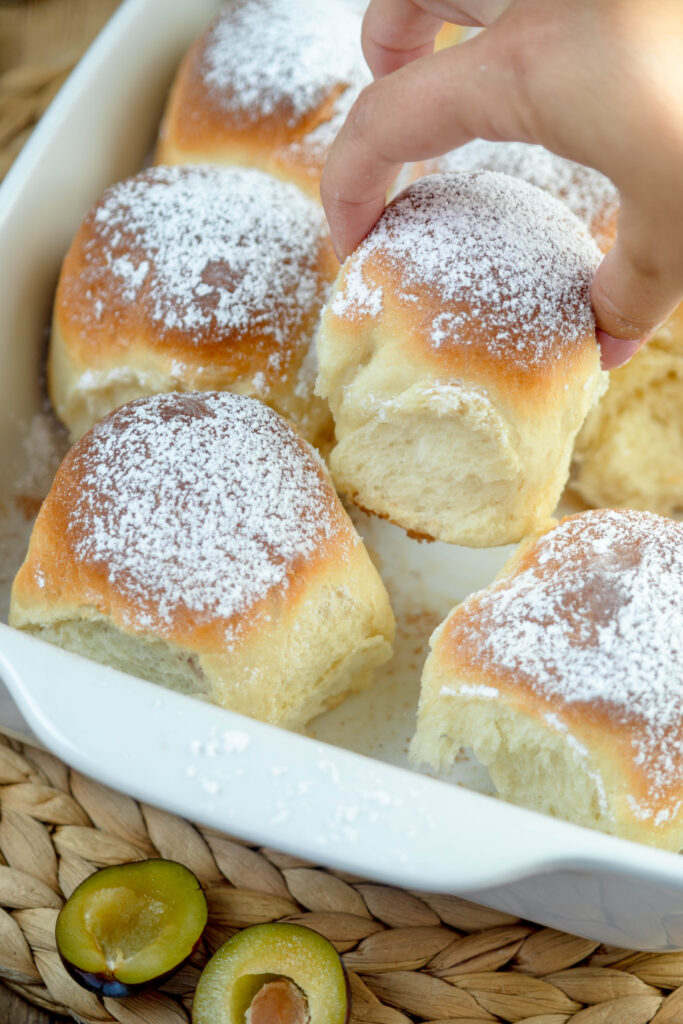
[418,140,619,252]
[410,509,683,850]
[49,165,336,446]
[435,22,464,49]
[316,171,606,547]
[571,302,683,515]
[9,392,395,730]
[342,0,462,49]
[339,0,462,48]
[156,0,370,199]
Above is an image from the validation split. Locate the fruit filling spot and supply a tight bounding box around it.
[244,978,310,1024]
[83,887,172,970]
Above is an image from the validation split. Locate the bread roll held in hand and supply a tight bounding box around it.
[316,171,606,547]
[156,0,370,199]
[410,509,683,850]
[49,165,336,447]
[10,392,395,730]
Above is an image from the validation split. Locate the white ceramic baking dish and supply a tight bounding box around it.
[2,0,683,951]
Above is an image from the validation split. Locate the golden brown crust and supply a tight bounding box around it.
[12,393,355,654]
[157,34,342,196]
[328,254,598,406]
[155,0,369,198]
[323,173,602,411]
[49,165,337,444]
[53,166,337,385]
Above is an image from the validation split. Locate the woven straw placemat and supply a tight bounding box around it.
[0,0,121,180]
[3,732,683,1024]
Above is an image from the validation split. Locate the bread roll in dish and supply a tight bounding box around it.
[572,302,683,515]
[316,171,606,547]
[9,392,395,730]
[343,0,461,48]
[156,0,370,199]
[410,509,683,850]
[434,23,463,48]
[419,140,619,253]
[49,165,336,446]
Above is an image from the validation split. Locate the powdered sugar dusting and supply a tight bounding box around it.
[201,0,370,159]
[332,172,601,372]
[443,683,499,699]
[63,392,344,638]
[425,140,619,249]
[450,509,683,810]
[80,165,330,351]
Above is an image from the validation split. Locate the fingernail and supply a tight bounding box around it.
[597,330,647,370]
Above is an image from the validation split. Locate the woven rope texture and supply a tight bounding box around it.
[0,0,121,180]
[2,735,683,1024]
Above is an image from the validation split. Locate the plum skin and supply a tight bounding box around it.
[192,922,351,1024]
[55,858,207,998]
[60,954,203,999]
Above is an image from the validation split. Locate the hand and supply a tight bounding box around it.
[321,0,683,368]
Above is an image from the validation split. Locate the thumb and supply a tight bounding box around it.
[591,200,683,369]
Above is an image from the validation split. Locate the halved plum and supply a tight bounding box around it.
[55,859,207,997]
[192,922,350,1024]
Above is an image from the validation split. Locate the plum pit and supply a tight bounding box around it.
[245,978,310,1024]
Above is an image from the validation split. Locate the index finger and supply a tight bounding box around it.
[321,35,523,259]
